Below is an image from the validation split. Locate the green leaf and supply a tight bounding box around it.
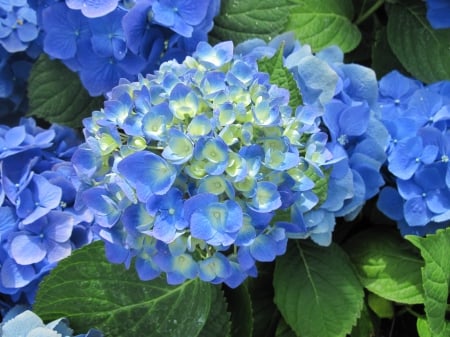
[209,0,292,45]
[247,263,280,337]
[344,228,424,304]
[417,317,432,337]
[387,3,450,83]
[367,293,394,319]
[224,283,253,337]
[275,318,297,337]
[285,0,361,52]
[27,55,103,128]
[349,304,375,337]
[257,45,303,110]
[198,286,231,337]
[34,241,212,337]
[274,241,364,337]
[416,317,450,337]
[406,228,450,337]
[371,26,406,78]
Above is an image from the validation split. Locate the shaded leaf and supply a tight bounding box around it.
[387,3,450,83]
[275,318,297,337]
[367,293,394,319]
[27,55,103,128]
[247,262,280,337]
[198,286,231,337]
[224,283,253,337]
[371,26,406,79]
[349,304,375,337]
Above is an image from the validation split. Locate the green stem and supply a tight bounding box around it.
[404,306,423,319]
[355,0,385,25]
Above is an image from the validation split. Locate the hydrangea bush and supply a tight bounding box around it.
[0,0,450,336]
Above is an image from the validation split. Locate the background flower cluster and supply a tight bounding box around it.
[0,0,449,336]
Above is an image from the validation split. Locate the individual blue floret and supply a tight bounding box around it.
[151,0,211,38]
[41,2,90,62]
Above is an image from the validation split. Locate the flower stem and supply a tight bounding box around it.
[355,0,385,25]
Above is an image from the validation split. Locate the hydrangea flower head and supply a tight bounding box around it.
[0,3,39,53]
[0,118,95,308]
[376,71,450,235]
[73,40,337,287]
[237,33,388,243]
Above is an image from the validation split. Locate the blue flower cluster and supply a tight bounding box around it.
[376,71,450,236]
[0,0,42,118]
[236,33,388,244]
[40,0,220,95]
[72,40,342,287]
[0,118,94,308]
[0,0,219,116]
[425,0,450,29]
[0,306,103,337]
[0,0,39,53]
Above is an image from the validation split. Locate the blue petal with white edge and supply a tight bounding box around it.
[247,181,282,213]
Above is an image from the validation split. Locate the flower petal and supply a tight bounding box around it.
[10,234,46,265]
[117,151,177,202]
[1,258,36,288]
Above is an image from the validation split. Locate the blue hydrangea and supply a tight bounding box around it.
[65,0,119,18]
[425,0,450,29]
[72,40,339,287]
[0,2,39,53]
[0,306,103,337]
[0,118,95,308]
[0,47,34,117]
[376,71,450,236]
[150,0,211,37]
[41,2,91,61]
[236,33,388,245]
[40,0,220,96]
